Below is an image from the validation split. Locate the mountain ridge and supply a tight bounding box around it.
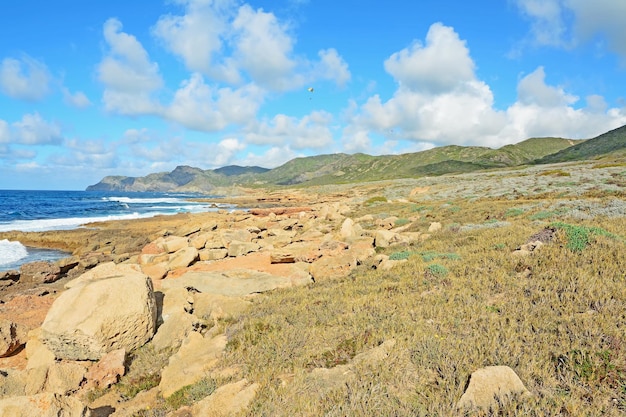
[86,126,625,193]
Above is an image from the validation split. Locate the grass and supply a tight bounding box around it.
[166,377,217,410]
[216,194,626,416]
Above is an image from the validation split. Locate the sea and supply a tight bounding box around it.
[0,190,232,272]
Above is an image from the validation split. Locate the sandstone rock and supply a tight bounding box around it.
[65,262,143,289]
[44,362,86,395]
[0,393,91,417]
[199,249,228,261]
[159,332,227,398]
[151,311,199,352]
[227,241,260,257]
[85,348,126,389]
[428,222,442,232]
[457,365,531,410]
[25,329,56,369]
[19,261,61,284]
[167,246,199,270]
[0,318,27,357]
[140,262,169,281]
[188,378,259,417]
[193,293,251,321]
[41,274,157,360]
[309,252,358,281]
[220,229,253,246]
[374,230,408,248]
[163,269,312,297]
[162,236,190,254]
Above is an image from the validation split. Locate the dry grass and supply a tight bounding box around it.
[218,194,626,416]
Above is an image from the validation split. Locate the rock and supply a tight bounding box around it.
[41,273,157,360]
[374,230,407,248]
[25,329,56,369]
[428,222,442,233]
[162,269,312,297]
[0,269,20,282]
[151,311,199,352]
[44,362,86,395]
[0,318,27,357]
[220,229,253,246]
[162,236,190,254]
[140,262,169,281]
[64,262,143,289]
[0,393,91,417]
[199,249,228,261]
[457,365,531,410]
[192,293,251,321]
[188,378,259,417]
[227,241,260,257]
[309,252,358,281]
[85,348,126,389]
[159,332,227,398]
[167,246,199,270]
[19,261,61,284]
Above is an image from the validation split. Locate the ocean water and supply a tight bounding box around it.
[0,190,229,271]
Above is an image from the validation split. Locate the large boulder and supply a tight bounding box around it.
[40,272,157,360]
[457,365,531,410]
[0,393,90,417]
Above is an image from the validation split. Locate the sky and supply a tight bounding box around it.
[1,0,625,190]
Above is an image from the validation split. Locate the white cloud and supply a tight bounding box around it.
[346,22,626,151]
[12,113,63,145]
[0,120,9,143]
[514,0,626,59]
[97,18,163,115]
[384,23,475,94]
[62,88,91,108]
[566,0,626,57]
[152,0,240,82]
[514,0,568,47]
[232,4,298,91]
[236,146,299,168]
[211,137,246,166]
[516,66,578,107]
[314,49,351,87]
[244,111,334,150]
[165,73,264,131]
[0,56,51,101]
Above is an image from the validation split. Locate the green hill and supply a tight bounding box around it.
[533,125,626,164]
[87,127,626,192]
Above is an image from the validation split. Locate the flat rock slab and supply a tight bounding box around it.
[162,269,312,297]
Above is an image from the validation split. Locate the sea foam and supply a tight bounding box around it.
[0,239,28,266]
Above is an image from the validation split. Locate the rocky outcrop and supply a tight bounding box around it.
[0,393,91,416]
[40,270,157,360]
[0,319,27,358]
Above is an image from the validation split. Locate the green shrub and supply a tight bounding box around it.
[425,264,448,278]
[418,251,460,262]
[504,208,525,217]
[166,378,217,410]
[551,222,622,252]
[394,218,410,227]
[389,251,412,261]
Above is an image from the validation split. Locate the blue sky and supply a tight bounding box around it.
[1,0,625,190]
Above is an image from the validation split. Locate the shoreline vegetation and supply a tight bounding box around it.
[0,157,625,415]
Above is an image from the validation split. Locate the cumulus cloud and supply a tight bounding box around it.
[0,120,9,143]
[244,111,334,150]
[97,18,163,115]
[384,23,475,94]
[514,0,626,59]
[165,73,263,131]
[12,113,63,145]
[236,146,299,168]
[0,56,51,101]
[62,88,91,108]
[152,0,350,91]
[345,22,626,151]
[152,0,239,82]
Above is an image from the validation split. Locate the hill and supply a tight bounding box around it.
[86,126,626,192]
[533,125,626,164]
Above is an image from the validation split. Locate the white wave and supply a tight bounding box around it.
[0,239,28,266]
[104,196,185,204]
[0,206,228,233]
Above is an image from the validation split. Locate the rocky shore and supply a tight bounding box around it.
[0,185,426,415]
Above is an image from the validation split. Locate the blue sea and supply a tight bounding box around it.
[0,190,230,271]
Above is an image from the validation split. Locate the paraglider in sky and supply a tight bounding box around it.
[307,87,314,92]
